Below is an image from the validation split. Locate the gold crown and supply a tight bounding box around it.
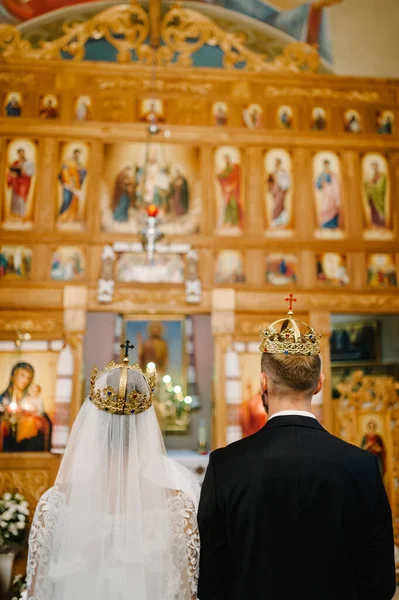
[259,295,321,356]
[89,341,156,416]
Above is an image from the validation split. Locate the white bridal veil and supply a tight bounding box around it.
[27,366,200,600]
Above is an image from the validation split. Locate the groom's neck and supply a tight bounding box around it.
[267,395,313,418]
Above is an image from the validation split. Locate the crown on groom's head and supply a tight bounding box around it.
[259,295,321,357]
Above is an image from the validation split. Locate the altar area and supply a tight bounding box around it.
[0,0,399,589]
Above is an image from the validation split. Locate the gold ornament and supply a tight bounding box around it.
[259,294,321,356]
[89,340,156,416]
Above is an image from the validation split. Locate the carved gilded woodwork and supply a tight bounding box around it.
[0,1,320,73]
[0,470,49,516]
[0,319,59,334]
[0,3,149,63]
[335,371,399,538]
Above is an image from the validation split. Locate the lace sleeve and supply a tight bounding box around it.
[26,487,65,600]
[168,491,200,600]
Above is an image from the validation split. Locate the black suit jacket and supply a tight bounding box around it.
[198,416,396,600]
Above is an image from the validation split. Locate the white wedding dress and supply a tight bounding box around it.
[27,367,200,600]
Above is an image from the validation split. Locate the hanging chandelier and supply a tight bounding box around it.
[140,44,169,264]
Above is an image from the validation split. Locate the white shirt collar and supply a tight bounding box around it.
[268,410,316,421]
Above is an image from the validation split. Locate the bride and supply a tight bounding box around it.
[27,347,200,600]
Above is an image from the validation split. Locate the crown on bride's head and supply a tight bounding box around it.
[259,294,321,356]
[89,340,156,415]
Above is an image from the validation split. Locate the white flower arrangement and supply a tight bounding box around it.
[0,493,29,551]
[10,573,27,600]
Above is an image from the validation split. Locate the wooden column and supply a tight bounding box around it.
[86,140,104,235]
[309,310,333,433]
[341,150,363,240]
[63,285,88,425]
[36,138,57,232]
[211,288,235,449]
[200,146,214,235]
[294,149,314,240]
[246,147,264,236]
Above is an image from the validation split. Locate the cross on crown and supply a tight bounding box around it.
[285,293,297,314]
[120,340,134,359]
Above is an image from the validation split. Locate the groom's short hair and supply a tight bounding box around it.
[261,353,321,394]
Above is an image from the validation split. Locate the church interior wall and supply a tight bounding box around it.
[0,1,399,579]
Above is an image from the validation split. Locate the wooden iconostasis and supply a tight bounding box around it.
[0,55,399,451]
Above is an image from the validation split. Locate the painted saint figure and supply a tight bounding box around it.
[344,112,361,133]
[58,148,87,223]
[112,165,137,223]
[267,157,291,227]
[75,96,92,121]
[240,383,267,438]
[5,95,21,117]
[6,147,35,220]
[364,161,387,228]
[311,108,326,131]
[377,112,394,135]
[217,154,243,229]
[137,322,169,375]
[214,103,228,126]
[40,96,58,119]
[361,420,386,475]
[315,159,341,229]
[279,108,292,129]
[0,363,51,452]
[170,167,189,216]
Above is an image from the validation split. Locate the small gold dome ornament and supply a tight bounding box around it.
[259,294,321,356]
[89,340,156,415]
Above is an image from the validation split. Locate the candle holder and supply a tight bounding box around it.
[140,205,164,264]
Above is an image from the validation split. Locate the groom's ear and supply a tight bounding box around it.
[314,372,325,396]
[260,371,268,393]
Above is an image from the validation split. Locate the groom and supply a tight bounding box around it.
[198,298,395,600]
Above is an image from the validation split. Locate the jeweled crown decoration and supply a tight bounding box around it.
[259,294,321,356]
[89,340,156,415]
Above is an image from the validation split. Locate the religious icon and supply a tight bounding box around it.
[101,143,200,235]
[311,107,327,131]
[316,253,349,286]
[243,104,262,129]
[3,139,36,230]
[214,146,243,235]
[277,105,293,129]
[362,153,392,239]
[265,149,293,233]
[56,142,89,230]
[367,254,397,288]
[212,102,228,126]
[39,94,59,119]
[51,246,85,281]
[0,246,31,280]
[361,419,386,475]
[116,253,184,284]
[139,99,165,123]
[344,109,361,133]
[313,151,343,238]
[125,319,184,384]
[74,95,92,121]
[266,254,298,285]
[330,319,380,362]
[215,251,246,284]
[4,92,22,117]
[239,354,268,438]
[376,110,394,135]
[0,351,59,452]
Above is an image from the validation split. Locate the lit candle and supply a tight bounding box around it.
[198,418,207,454]
[147,204,159,218]
[8,385,18,412]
